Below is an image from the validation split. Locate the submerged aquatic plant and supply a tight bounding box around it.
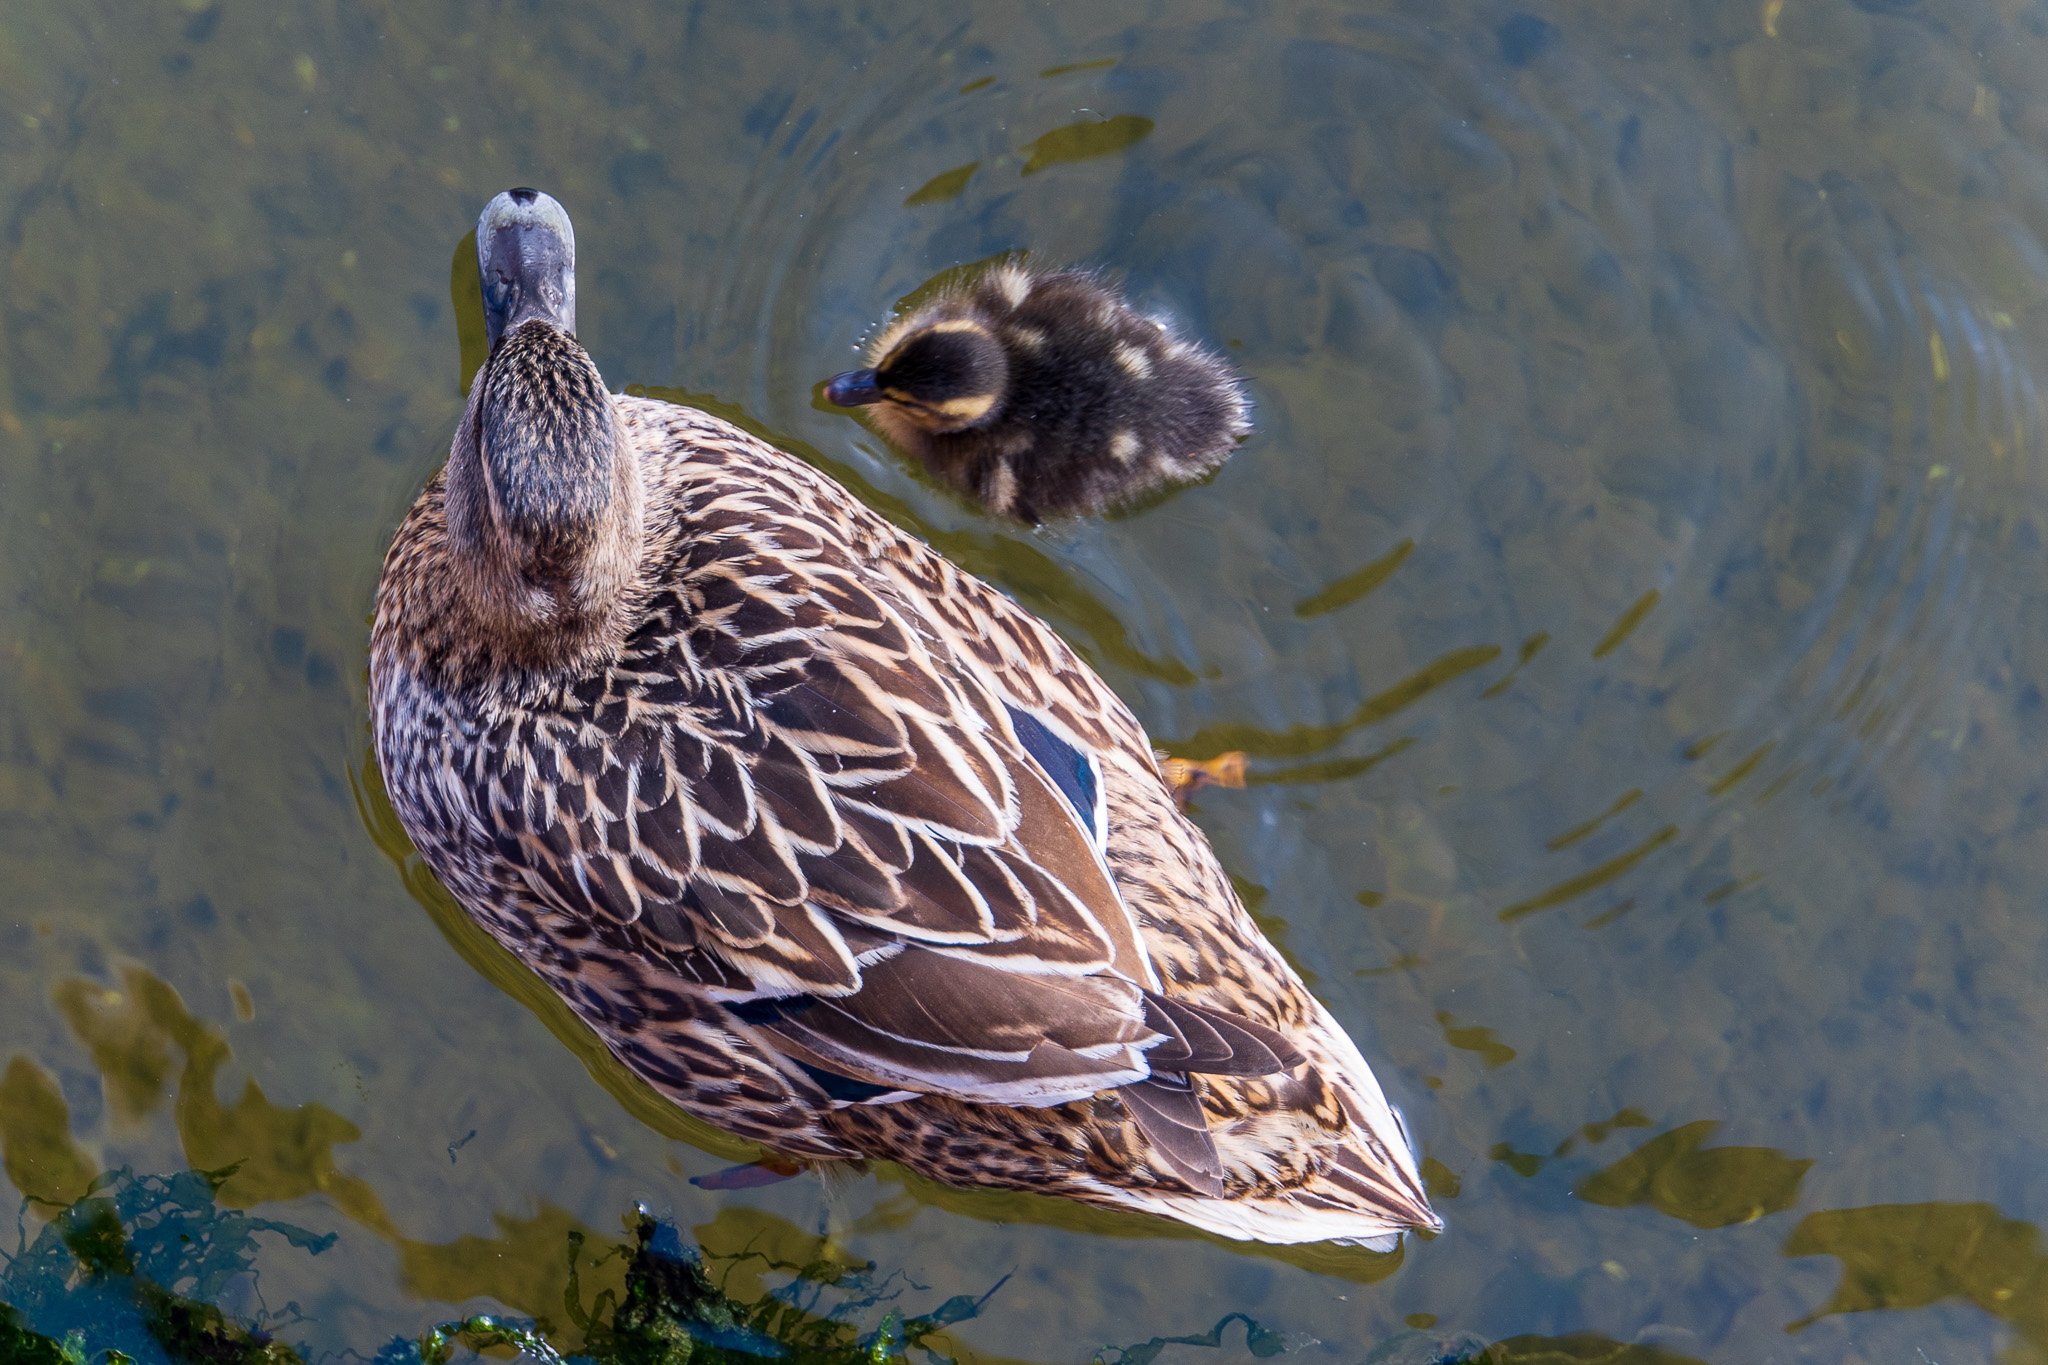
[1093,1311,1314,1364]
[394,1207,1003,1365]
[0,1164,330,1365]
[0,1171,1000,1365]
[0,1166,1674,1365]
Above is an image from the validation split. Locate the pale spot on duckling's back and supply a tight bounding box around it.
[989,264,1033,308]
[826,263,1252,522]
[923,318,994,339]
[984,457,1021,519]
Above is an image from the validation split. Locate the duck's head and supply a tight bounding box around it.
[470,189,612,507]
[479,186,577,348]
[826,316,1011,435]
[447,189,642,670]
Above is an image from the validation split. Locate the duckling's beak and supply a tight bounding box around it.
[824,369,885,407]
[478,187,578,351]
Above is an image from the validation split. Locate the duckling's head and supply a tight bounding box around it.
[825,317,1010,435]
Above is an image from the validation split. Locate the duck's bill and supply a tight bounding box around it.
[824,369,884,406]
[478,187,578,350]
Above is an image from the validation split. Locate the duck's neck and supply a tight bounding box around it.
[444,321,645,675]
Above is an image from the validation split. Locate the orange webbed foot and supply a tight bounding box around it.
[1158,750,1249,809]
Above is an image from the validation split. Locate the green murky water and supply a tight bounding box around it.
[5,0,2048,1360]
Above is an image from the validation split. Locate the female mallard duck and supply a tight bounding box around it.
[371,189,1437,1249]
[824,263,1250,523]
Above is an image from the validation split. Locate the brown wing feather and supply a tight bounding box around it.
[474,500,1172,1101]
[1120,1076,1225,1197]
[742,947,1157,1102]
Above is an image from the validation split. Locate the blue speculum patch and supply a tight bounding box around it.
[1004,704,1100,838]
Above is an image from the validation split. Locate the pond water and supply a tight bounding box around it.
[5,0,2048,1360]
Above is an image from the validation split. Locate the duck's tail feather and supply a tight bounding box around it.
[1142,993,1307,1076]
[1320,1136,1441,1234]
[1120,1074,1224,1196]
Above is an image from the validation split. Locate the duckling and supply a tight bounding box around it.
[371,190,1437,1250]
[825,263,1250,522]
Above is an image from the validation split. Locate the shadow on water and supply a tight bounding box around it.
[450,231,488,396]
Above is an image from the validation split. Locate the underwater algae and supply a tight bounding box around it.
[0,1162,1738,1365]
[0,1169,996,1365]
[0,1167,326,1365]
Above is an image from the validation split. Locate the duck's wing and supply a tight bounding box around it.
[480,505,1295,1108]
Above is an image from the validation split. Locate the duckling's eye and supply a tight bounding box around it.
[880,325,1004,393]
[882,388,998,425]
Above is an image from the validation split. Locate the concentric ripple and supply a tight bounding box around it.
[638,10,2048,1355]
[666,5,2048,916]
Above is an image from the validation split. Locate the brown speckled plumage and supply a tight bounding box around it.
[370,192,1436,1249]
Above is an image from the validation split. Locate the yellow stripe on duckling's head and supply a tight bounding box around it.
[879,387,999,430]
[931,391,998,422]
[874,317,992,372]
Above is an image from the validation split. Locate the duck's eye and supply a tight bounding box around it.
[483,271,513,316]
